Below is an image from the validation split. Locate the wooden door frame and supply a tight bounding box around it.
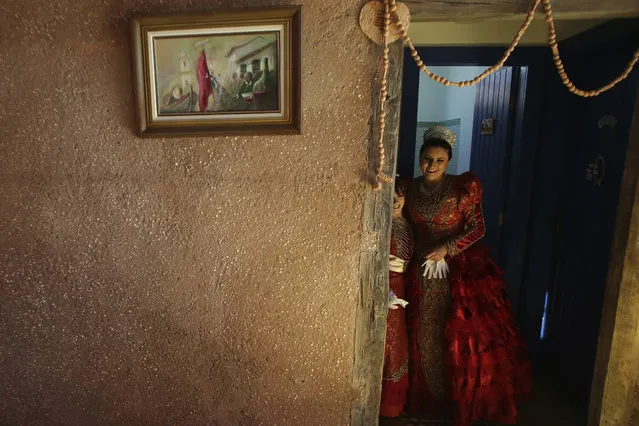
[587,86,639,426]
[350,19,639,426]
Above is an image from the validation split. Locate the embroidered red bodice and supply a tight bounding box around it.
[405,172,486,259]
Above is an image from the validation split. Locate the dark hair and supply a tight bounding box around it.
[420,138,453,160]
[394,179,407,197]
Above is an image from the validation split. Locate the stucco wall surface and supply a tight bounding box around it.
[0,1,374,424]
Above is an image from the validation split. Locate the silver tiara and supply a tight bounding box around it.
[423,125,456,148]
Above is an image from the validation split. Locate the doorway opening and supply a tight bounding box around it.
[357,17,639,426]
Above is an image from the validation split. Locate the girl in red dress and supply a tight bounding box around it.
[380,182,414,418]
[404,126,532,426]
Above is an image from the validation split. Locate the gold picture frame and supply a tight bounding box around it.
[131,6,302,137]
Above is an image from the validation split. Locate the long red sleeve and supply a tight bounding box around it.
[445,174,486,257]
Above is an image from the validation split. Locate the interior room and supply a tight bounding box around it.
[1,1,638,426]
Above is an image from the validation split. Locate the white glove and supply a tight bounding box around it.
[422,259,436,278]
[422,259,450,279]
[388,289,409,310]
[436,259,449,278]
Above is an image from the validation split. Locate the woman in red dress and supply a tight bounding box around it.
[404,126,532,426]
[380,183,414,418]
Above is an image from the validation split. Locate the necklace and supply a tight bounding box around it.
[418,176,447,198]
[409,175,455,221]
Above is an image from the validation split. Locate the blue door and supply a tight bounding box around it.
[470,67,515,262]
[539,21,639,411]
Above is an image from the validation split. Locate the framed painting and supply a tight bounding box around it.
[131,6,302,137]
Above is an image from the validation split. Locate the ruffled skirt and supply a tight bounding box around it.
[406,244,532,426]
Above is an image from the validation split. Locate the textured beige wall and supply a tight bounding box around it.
[0,1,374,424]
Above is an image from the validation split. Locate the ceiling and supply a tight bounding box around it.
[407,17,608,46]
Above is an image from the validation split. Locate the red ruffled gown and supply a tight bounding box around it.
[404,172,532,426]
[380,214,414,417]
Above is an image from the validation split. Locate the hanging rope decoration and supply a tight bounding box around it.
[542,0,639,97]
[366,0,639,190]
[400,0,541,88]
[372,0,394,189]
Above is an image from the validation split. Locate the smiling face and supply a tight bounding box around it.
[393,191,405,218]
[420,145,450,183]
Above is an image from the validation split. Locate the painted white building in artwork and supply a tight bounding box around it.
[178,50,194,90]
[225,36,277,77]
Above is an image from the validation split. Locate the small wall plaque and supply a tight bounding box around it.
[481,118,495,135]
